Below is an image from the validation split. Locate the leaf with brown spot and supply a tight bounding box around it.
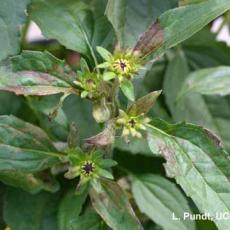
[90,179,143,230]
[85,123,115,147]
[0,67,74,96]
[127,90,162,116]
[133,21,164,57]
[147,118,230,230]
[133,0,230,58]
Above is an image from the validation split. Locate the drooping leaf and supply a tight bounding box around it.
[0,0,30,61]
[178,66,230,98]
[134,0,230,57]
[147,119,230,230]
[128,91,161,116]
[106,0,177,48]
[90,179,143,230]
[132,174,195,230]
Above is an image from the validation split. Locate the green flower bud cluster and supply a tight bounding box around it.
[65,147,117,193]
[116,109,151,138]
[73,71,101,99]
[96,47,142,82]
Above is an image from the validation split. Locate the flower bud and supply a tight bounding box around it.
[92,98,111,123]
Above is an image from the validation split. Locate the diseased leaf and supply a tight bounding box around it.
[128,90,162,116]
[0,0,30,61]
[133,21,164,57]
[11,51,72,140]
[163,49,230,151]
[90,179,143,230]
[132,174,195,230]
[106,0,177,48]
[11,50,76,84]
[0,115,61,172]
[0,144,59,172]
[0,115,60,191]
[178,66,230,98]
[0,171,59,194]
[147,119,230,230]
[0,67,74,96]
[134,0,230,57]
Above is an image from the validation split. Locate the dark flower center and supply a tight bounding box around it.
[82,162,94,174]
[129,119,136,127]
[119,61,127,71]
[86,79,95,85]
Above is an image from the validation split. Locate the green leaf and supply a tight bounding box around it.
[0,115,61,172]
[4,188,60,230]
[106,0,177,48]
[103,72,116,81]
[27,95,69,141]
[128,90,161,116]
[163,49,230,151]
[178,66,230,98]
[90,179,143,230]
[64,95,101,140]
[0,144,60,172]
[68,209,111,230]
[0,115,60,191]
[0,66,74,96]
[179,0,207,6]
[10,51,72,140]
[132,174,195,230]
[120,79,135,101]
[58,190,110,230]
[58,190,88,230]
[147,119,230,230]
[0,0,30,61]
[0,115,56,151]
[11,50,75,84]
[134,0,230,57]
[30,0,113,58]
[97,46,112,61]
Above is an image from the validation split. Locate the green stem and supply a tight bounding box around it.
[21,20,30,49]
